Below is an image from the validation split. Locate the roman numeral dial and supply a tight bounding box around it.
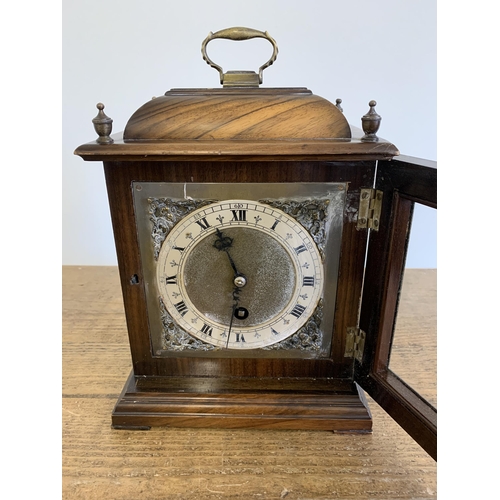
[290,304,306,318]
[303,276,315,287]
[156,199,324,350]
[232,209,247,221]
[201,323,213,336]
[195,217,210,230]
[173,301,188,316]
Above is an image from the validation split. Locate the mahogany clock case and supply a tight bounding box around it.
[74,29,436,459]
[77,140,436,461]
[76,124,436,459]
[102,158,374,380]
[101,157,378,437]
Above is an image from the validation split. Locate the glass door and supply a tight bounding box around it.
[356,156,437,460]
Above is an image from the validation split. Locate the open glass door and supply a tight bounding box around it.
[356,155,437,460]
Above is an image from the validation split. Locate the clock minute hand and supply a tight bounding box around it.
[213,228,245,280]
[213,228,248,349]
[225,248,240,278]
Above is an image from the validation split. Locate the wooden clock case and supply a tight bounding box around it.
[75,58,436,461]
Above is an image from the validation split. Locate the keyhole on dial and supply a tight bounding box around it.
[234,307,249,320]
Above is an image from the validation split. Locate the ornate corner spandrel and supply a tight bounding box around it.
[148,198,217,260]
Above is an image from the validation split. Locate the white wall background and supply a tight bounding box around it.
[63,0,436,267]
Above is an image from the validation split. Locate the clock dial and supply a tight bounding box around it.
[156,200,324,349]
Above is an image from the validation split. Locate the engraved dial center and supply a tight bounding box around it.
[183,226,296,328]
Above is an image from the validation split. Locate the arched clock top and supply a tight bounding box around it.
[122,87,352,142]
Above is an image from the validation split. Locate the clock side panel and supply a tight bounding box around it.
[103,160,374,379]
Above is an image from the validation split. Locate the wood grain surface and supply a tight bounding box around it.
[101,160,375,382]
[62,266,437,499]
[123,89,352,141]
[74,136,399,163]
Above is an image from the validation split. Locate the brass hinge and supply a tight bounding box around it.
[357,188,383,231]
[344,327,366,362]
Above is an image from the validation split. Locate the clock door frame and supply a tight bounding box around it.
[355,155,437,460]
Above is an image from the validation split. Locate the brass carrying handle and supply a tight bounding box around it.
[201,27,278,86]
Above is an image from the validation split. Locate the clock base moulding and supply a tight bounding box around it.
[111,372,373,432]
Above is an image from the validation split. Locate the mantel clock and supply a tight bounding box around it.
[75,27,437,460]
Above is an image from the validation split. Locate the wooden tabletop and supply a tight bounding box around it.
[62,266,436,499]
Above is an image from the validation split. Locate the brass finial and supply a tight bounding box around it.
[335,99,343,113]
[92,103,114,144]
[361,100,381,142]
